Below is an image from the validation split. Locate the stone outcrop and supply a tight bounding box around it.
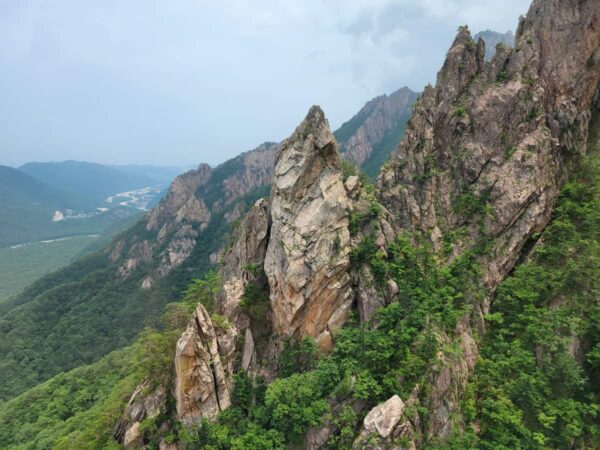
[173,199,272,424]
[174,304,232,425]
[264,105,352,350]
[337,87,419,169]
[146,164,213,232]
[113,381,167,450]
[352,394,417,450]
[374,0,600,442]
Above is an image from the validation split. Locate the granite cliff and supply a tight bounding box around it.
[114,0,600,447]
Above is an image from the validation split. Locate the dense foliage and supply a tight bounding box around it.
[450,156,600,449]
[0,297,195,449]
[184,230,483,449]
[0,345,139,449]
[0,215,223,403]
[0,235,99,303]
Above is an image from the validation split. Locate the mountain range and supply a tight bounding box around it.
[1,5,599,449]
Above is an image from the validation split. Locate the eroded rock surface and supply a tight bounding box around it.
[113,381,167,449]
[265,106,352,349]
[375,0,600,442]
[174,304,231,425]
[353,395,417,450]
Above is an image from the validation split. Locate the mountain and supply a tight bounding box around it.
[1,1,599,447]
[0,165,140,247]
[0,94,409,402]
[0,164,85,210]
[107,0,600,448]
[19,160,166,208]
[335,86,419,177]
[0,141,280,403]
[473,29,515,60]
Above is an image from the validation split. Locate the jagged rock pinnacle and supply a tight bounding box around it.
[265,106,351,350]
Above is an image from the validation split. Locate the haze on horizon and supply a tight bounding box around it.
[0,0,529,168]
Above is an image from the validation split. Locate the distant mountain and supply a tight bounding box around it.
[335,86,419,177]
[474,29,515,60]
[19,161,165,208]
[108,164,184,184]
[0,164,142,247]
[0,165,85,210]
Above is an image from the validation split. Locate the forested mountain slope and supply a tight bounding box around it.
[0,85,419,404]
[101,0,600,448]
[19,161,163,207]
[1,1,597,446]
[0,165,140,247]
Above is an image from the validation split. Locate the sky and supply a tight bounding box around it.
[0,0,530,168]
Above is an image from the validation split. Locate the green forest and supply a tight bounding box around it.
[3,148,599,449]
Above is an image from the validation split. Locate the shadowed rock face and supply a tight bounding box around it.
[265,105,352,350]
[374,0,600,442]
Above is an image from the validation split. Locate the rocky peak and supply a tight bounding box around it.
[336,87,419,175]
[265,106,352,350]
[375,0,600,442]
[435,26,485,105]
[146,163,212,232]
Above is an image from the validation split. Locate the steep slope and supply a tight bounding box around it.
[0,143,278,403]
[109,0,600,448]
[335,87,419,177]
[460,114,600,449]
[372,0,600,444]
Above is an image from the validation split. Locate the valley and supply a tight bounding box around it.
[0,234,100,303]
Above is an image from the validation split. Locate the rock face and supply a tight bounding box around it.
[111,164,212,285]
[146,164,213,232]
[113,381,167,449]
[376,0,600,441]
[174,199,272,424]
[108,141,278,289]
[174,304,232,425]
[336,87,419,174]
[265,106,352,349]
[196,142,280,213]
[353,394,418,450]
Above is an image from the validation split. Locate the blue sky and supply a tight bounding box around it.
[0,0,529,167]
